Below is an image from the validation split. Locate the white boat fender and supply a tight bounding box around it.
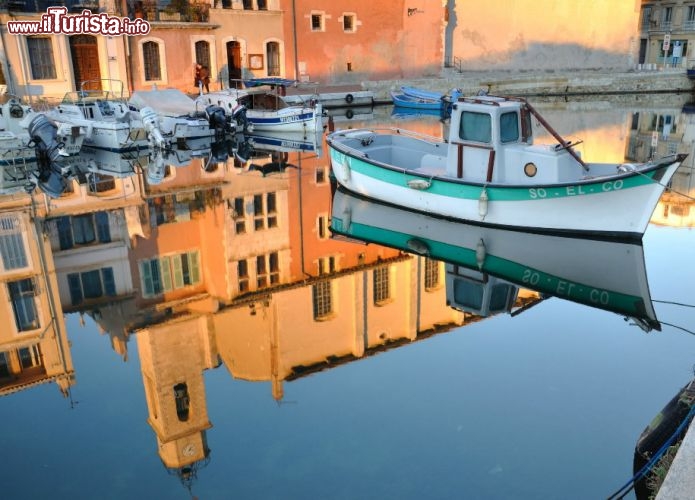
[407,179,431,190]
[476,239,487,270]
[140,106,167,149]
[617,163,637,173]
[478,187,489,220]
[342,207,352,232]
[341,156,351,182]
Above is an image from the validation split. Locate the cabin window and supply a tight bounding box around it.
[453,279,483,310]
[500,111,519,143]
[460,111,491,143]
[489,284,515,313]
[142,41,162,81]
[312,280,333,320]
[27,37,57,80]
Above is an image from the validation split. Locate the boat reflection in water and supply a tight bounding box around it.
[330,187,660,331]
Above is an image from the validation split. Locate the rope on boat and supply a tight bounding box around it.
[630,165,695,203]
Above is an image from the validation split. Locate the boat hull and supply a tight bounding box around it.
[327,138,683,240]
[331,188,659,327]
[391,92,444,111]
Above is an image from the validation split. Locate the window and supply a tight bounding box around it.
[242,0,252,9]
[318,256,336,275]
[257,0,267,10]
[343,14,355,32]
[238,259,249,292]
[312,280,332,319]
[67,268,116,305]
[642,6,652,29]
[317,215,329,239]
[139,251,200,297]
[18,345,42,370]
[256,252,279,288]
[0,352,9,378]
[311,13,324,31]
[266,41,280,76]
[0,215,28,271]
[256,255,267,288]
[195,40,211,69]
[373,266,390,304]
[142,41,161,81]
[88,173,116,193]
[500,112,519,143]
[315,167,327,184]
[233,197,246,234]
[8,278,39,332]
[55,212,111,250]
[424,259,440,290]
[253,194,265,230]
[662,6,673,29]
[267,192,277,228]
[27,37,56,80]
[269,252,279,284]
[174,383,190,421]
[460,111,491,143]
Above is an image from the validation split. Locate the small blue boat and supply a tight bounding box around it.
[400,85,445,100]
[390,91,444,110]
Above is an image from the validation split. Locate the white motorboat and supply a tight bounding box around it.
[47,80,149,153]
[129,88,234,149]
[327,94,685,240]
[196,85,323,134]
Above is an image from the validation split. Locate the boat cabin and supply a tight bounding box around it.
[445,95,585,184]
[55,89,130,122]
[445,264,519,317]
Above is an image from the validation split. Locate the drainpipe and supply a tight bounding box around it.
[291,0,299,80]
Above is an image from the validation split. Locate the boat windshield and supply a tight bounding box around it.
[460,111,491,143]
[500,111,520,143]
[61,90,115,105]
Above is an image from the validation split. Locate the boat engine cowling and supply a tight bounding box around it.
[231,105,251,132]
[206,105,235,134]
[140,106,167,149]
[27,114,63,164]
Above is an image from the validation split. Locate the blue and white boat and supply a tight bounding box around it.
[400,85,448,101]
[196,86,323,134]
[330,187,660,330]
[327,94,685,240]
[390,91,444,111]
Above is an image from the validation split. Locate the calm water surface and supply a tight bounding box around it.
[3,95,695,500]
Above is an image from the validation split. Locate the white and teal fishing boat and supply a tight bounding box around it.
[327,94,685,240]
[330,188,660,331]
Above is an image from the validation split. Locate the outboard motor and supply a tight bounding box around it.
[235,138,254,164]
[205,105,233,135]
[140,106,167,150]
[146,151,166,185]
[231,105,251,132]
[27,114,63,165]
[210,136,236,163]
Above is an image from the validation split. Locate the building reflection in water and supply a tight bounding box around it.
[2,96,695,490]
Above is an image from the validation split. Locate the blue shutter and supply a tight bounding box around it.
[67,273,83,305]
[101,267,116,296]
[56,217,73,250]
[95,211,111,243]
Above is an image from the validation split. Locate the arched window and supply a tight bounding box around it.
[266,41,280,76]
[173,382,190,421]
[195,40,210,68]
[142,41,161,81]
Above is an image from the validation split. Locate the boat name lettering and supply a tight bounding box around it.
[522,269,540,285]
[529,188,547,199]
[590,289,610,305]
[280,115,301,123]
[565,186,587,196]
[602,180,624,192]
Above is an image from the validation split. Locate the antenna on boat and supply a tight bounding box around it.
[517,97,589,172]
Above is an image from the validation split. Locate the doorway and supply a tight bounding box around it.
[227,41,242,89]
[70,35,101,90]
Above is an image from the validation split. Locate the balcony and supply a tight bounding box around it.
[133,0,210,23]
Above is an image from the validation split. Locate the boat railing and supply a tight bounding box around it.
[334,127,443,143]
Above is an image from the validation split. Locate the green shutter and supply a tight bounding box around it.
[189,252,200,284]
[160,256,173,292]
[139,261,154,297]
[172,255,184,289]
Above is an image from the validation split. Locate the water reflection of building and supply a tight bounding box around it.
[0,200,73,397]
